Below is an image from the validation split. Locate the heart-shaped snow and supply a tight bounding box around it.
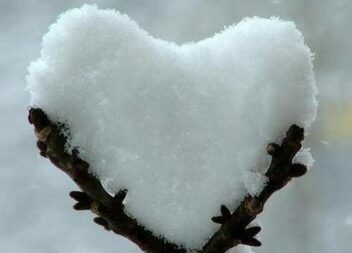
[27,5,317,249]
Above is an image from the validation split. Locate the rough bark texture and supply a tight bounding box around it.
[28,108,308,253]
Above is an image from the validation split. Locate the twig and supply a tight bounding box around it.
[201,124,307,253]
[28,108,187,253]
[28,108,307,253]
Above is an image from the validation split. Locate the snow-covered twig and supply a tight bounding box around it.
[29,108,187,253]
[28,108,307,253]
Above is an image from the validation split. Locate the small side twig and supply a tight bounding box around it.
[201,124,307,253]
[28,108,187,253]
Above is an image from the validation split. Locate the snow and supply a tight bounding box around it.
[293,148,315,169]
[26,4,317,250]
[226,245,255,253]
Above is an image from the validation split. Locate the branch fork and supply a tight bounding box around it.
[28,108,308,253]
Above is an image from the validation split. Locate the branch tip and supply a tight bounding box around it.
[29,108,50,131]
[286,124,304,142]
[114,189,128,204]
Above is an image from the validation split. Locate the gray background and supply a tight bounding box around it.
[1,0,351,252]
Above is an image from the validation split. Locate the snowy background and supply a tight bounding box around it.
[1,0,351,252]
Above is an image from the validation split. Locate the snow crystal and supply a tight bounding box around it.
[26,4,317,249]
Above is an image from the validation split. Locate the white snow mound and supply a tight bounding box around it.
[26,4,318,249]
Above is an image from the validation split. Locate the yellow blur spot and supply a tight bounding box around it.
[323,103,352,140]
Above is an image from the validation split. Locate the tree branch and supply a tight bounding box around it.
[201,124,307,253]
[28,108,187,253]
[28,108,307,253]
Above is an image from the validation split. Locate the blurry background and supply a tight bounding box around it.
[0,0,351,252]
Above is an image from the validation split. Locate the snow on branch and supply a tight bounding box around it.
[201,123,307,253]
[26,5,318,252]
[28,108,308,253]
[26,5,317,249]
[29,108,187,253]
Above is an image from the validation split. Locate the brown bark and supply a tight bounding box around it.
[28,108,308,253]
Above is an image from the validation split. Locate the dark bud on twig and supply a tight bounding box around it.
[289,163,307,177]
[245,226,261,237]
[286,124,304,142]
[266,143,281,157]
[114,189,127,204]
[39,151,47,158]
[69,191,90,202]
[241,237,262,247]
[220,205,231,219]
[231,226,262,247]
[36,140,47,151]
[29,108,50,130]
[70,191,92,211]
[211,216,226,224]
[73,202,91,210]
[212,205,232,224]
[93,217,111,231]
